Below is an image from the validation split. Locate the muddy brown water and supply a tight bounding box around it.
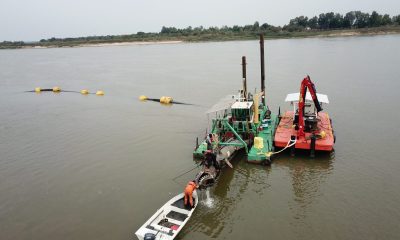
[0,35,400,240]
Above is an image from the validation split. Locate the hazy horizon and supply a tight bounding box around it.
[1,0,399,42]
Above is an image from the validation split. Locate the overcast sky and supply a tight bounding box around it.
[1,0,399,41]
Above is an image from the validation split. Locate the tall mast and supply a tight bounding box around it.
[259,34,266,105]
[242,56,247,101]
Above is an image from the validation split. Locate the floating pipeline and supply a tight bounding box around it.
[28,89,198,105]
[30,87,62,93]
[27,87,104,95]
[139,95,193,105]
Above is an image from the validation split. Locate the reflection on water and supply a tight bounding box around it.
[182,157,239,238]
[185,151,333,239]
[183,152,273,239]
[276,152,334,224]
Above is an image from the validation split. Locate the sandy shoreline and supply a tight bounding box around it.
[79,40,183,47]
[28,40,184,49]
[318,30,400,38]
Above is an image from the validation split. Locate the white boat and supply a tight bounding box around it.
[135,191,198,240]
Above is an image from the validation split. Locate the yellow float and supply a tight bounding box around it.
[139,95,148,101]
[160,96,173,104]
[52,86,61,92]
[96,90,104,96]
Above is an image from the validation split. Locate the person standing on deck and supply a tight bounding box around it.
[203,150,220,171]
[206,134,213,150]
[184,180,198,208]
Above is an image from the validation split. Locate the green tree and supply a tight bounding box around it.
[354,11,370,28]
[252,21,260,31]
[343,11,356,28]
[369,11,382,27]
[161,26,169,34]
[392,15,400,25]
[381,14,392,25]
[308,16,318,29]
[288,16,308,28]
[318,13,329,29]
[330,13,343,28]
[232,25,241,32]
[260,23,269,30]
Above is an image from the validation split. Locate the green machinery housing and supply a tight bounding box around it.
[193,35,279,164]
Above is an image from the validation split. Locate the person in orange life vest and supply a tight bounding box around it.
[184,180,198,208]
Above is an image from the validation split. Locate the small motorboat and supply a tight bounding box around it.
[135,191,198,240]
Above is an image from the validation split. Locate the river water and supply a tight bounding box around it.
[0,35,399,240]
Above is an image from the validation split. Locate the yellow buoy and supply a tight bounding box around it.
[139,95,148,101]
[52,86,61,92]
[160,96,173,104]
[80,89,89,95]
[34,87,41,92]
[96,90,104,96]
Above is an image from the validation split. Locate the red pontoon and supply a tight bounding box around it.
[274,76,335,156]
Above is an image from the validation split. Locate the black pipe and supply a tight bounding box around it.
[242,56,247,101]
[290,135,296,157]
[27,89,93,94]
[146,98,194,105]
[259,34,265,105]
[310,135,316,158]
[307,76,323,112]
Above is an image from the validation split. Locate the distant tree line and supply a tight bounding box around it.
[159,22,281,35]
[1,10,400,49]
[159,11,400,35]
[283,11,400,31]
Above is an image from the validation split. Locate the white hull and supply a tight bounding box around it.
[135,191,198,240]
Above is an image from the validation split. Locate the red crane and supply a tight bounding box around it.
[297,75,322,138]
[274,75,334,155]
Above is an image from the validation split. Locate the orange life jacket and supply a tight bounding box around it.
[184,181,197,193]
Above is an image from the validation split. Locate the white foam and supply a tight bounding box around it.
[201,188,214,208]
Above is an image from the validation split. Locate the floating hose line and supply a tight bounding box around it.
[27,88,199,105]
[139,95,195,105]
[171,163,201,187]
[172,164,200,181]
[265,138,297,158]
[170,101,194,106]
[26,88,54,92]
[27,87,104,95]
[27,90,99,95]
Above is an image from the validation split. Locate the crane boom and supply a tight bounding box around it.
[297,75,322,138]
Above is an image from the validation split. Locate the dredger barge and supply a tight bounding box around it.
[193,35,279,168]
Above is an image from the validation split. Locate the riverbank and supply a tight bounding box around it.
[1,25,400,49]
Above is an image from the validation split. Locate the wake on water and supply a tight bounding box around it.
[200,188,215,208]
